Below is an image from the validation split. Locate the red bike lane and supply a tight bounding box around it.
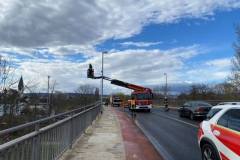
[113,108,163,160]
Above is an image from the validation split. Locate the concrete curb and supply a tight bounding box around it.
[134,119,175,160]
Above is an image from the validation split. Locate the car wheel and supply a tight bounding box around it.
[179,112,184,117]
[201,143,220,160]
[190,112,195,120]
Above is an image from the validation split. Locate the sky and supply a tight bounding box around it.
[0,0,240,94]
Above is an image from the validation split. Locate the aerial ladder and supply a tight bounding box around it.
[87,64,153,112]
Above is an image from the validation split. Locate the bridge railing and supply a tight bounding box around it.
[0,102,101,160]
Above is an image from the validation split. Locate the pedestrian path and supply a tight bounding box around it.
[60,106,125,160]
[60,106,163,160]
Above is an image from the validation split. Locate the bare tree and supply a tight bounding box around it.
[187,84,212,100]
[0,56,19,118]
[0,56,17,91]
[230,25,240,91]
[75,84,96,95]
[75,84,99,106]
[49,80,57,115]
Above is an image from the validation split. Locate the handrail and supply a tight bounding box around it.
[0,104,99,151]
[0,102,101,160]
[0,101,100,136]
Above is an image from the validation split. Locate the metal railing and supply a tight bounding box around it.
[153,99,240,108]
[0,102,101,160]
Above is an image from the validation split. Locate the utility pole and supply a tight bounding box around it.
[47,75,51,116]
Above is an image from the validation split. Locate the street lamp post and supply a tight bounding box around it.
[101,51,107,109]
[164,73,168,98]
[47,75,51,116]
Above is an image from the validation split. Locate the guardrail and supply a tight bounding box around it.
[0,102,101,160]
[153,99,240,108]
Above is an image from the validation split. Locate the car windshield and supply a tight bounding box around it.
[206,108,222,120]
[193,102,212,107]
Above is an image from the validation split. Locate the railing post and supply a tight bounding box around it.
[33,123,40,160]
[69,113,74,149]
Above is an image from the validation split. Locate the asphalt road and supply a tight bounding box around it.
[127,108,203,160]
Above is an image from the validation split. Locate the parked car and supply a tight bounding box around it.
[217,101,240,105]
[198,104,240,160]
[178,101,212,120]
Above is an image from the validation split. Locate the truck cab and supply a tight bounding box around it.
[111,96,122,107]
[129,90,153,112]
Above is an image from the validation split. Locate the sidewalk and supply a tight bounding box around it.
[60,106,125,160]
[60,107,163,160]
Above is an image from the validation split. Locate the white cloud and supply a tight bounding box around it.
[205,58,232,68]
[12,45,202,93]
[120,41,162,47]
[184,68,230,83]
[0,0,237,93]
[9,46,233,93]
[0,0,239,56]
[15,59,92,92]
[182,58,232,83]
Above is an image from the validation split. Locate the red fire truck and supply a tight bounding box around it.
[87,64,153,112]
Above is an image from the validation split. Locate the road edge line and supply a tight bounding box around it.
[135,119,175,160]
[152,112,199,128]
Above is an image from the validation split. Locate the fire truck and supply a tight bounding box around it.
[87,64,153,112]
[110,95,122,107]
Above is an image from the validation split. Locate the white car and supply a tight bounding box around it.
[198,104,240,160]
[217,102,240,106]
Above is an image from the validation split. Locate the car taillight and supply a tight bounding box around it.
[196,107,204,112]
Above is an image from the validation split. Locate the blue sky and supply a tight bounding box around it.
[0,0,239,93]
[99,9,239,59]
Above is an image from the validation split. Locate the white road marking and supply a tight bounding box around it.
[152,112,199,128]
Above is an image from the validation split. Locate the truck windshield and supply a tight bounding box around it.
[132,93,151,100]
[114,99,121,102]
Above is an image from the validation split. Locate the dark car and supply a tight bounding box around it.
[178,101,212,120]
